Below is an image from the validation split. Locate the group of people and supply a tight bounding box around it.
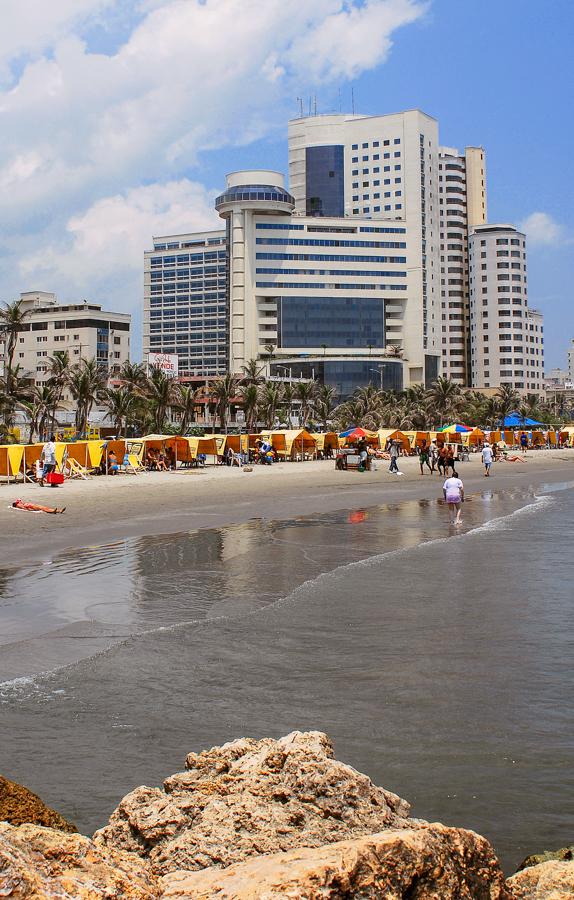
[417,440,463,477]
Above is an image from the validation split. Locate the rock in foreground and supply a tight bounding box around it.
[95,730,413,875]
[161,824,510,899]
[507,859,574,898]
[0,775,76,832]
[0,822,158,899]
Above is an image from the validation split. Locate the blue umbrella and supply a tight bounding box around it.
[502,413,543,427]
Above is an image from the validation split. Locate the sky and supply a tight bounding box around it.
[1,0,572,368]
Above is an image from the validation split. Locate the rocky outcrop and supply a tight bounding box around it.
[0,776,76,832]
[517,845,574,870]
[507,859,574,898]
[0,822,159,898]
[161,824,510,899]
[94,730,413,876]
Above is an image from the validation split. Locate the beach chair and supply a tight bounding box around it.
[65,457,92,480]
[121,453,146,474]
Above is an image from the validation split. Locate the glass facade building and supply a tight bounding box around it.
[305,145,345,217]
[144,231,228,376]
[277,296,385,348]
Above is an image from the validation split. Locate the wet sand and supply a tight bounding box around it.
[2,449,573,564]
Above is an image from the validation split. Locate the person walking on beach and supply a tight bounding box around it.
[443,470,464,526]
[520,431,528,454]
[482,442,494,477]
[388,439,401,474]
[437,445,447,477]
[429,441,438,474]
[39,433,57,487]
[419,439,432,475]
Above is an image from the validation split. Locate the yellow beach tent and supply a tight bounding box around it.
[404,431,430,450]
[377,429,410,453]
[310,432,339,453]
[0,444,25,480]
[260,430,317,459]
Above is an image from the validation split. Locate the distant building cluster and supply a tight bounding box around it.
[143,109,544,397]
[0,291,131,394]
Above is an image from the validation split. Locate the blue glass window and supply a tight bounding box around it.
[277,296,385,349]
[305,145,345,217]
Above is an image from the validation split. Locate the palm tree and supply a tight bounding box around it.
[294,380,317,427]
[142,367,177,433]
[496,384,521,425]
[100,386,136,437]
[427,376,462,426]
[210,373,239,432]
[238,383,259,432]
[0,300,29,395]
[67,358,106,436]
[262,342,276,374]
[387,345,404,358]
[119,361,148,392]
[174,384,204,434]
[241,358,265,385]
[257,381,283,429]
[314,384,338,429]
[47,350,70,424]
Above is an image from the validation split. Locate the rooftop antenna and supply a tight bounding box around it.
[351,87,355,115]
[297,97,303,118]
[313,95,317,116]
[308,96,312,116]
[338,88,342,112]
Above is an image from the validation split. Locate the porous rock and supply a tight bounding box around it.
[94,730,412,876]
[0,822,159,898]
[160,824,510,899]
[507,859,574,898]
[0,775,76,832]
[517,845,574,870]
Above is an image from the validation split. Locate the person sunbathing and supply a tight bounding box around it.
[12,499,66,514]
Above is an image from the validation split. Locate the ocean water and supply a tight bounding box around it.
[1,482,573,872]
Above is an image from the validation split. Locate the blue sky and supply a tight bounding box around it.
[1,0,572,368]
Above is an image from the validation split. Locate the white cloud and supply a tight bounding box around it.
[20,179,219,299]
[519,212,565,246]
[0,0,428,331]
[0,0,115,80]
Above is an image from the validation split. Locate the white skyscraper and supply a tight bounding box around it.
[469,225,543,393]
[288,111,442,387]
[438,146,487,384]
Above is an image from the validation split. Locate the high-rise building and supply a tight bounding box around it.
[214,169,407,395]
[0,291,130,390]
[288,111,442,387]
[143,110,543,395]
[143,229,227,377]
[468,225,544,393]
[438,146,487,384]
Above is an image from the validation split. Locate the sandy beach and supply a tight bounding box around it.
[2,449,573,564]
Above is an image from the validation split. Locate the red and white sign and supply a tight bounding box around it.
[147,352,179,378]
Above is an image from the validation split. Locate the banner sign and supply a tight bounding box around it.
[148,352,179,378]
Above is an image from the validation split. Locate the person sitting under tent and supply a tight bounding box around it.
[12,499,66,514]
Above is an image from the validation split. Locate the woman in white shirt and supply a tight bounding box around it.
[443,471,464,526]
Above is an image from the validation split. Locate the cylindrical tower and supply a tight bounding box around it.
[215,171,295,374]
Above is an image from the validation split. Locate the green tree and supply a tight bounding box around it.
[257,381,283,429]
[100,386,136,437]
[67,358,106,436]
[141,366,177,433]
[210,373,239,432]
[0,300,29,396]
[238,383,259,432]
[496,384,521,424]
[427,376,462,425]
[174,384,205,435]
[294,380,317,427]
[241,358,265,385]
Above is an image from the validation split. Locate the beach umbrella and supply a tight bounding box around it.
[438,423,472,433]
[501,413,544,428]
[339,426,371,439]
